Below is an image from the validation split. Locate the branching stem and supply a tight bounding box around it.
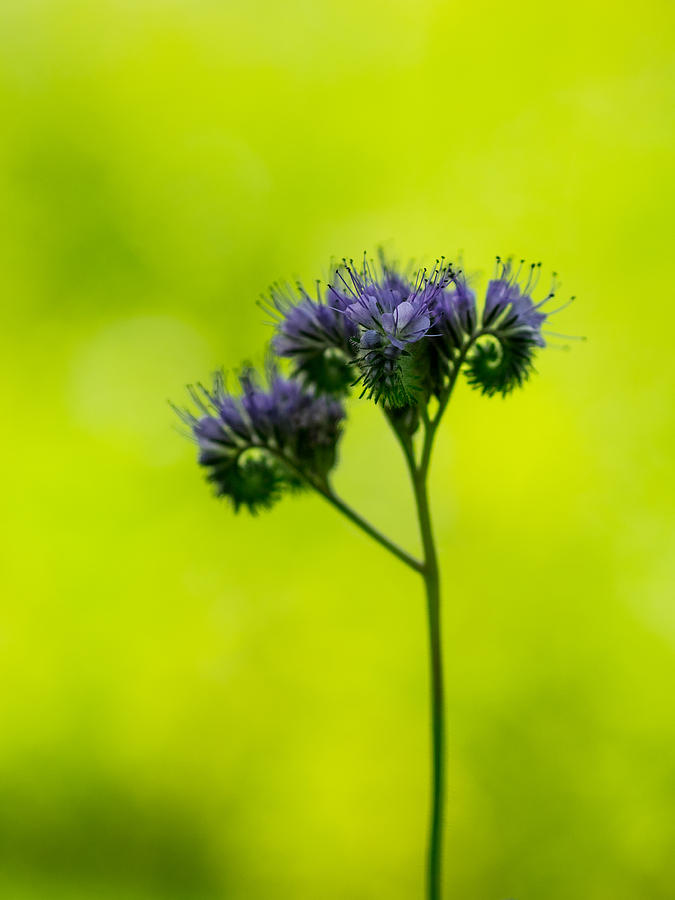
[300,354,476,899]
[312,479,424,574]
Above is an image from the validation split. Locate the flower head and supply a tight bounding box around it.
[330,253,455,406]
[268,282,358,394]
[466,258,567,396]
[177,367,345,512]
[415,271,479,396]
[433,272,478,348]
[482,259,548,345]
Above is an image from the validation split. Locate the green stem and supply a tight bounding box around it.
[267,449,423,573]
[312,479,424,574]
[314,409,447,900]
[308,374,460,898]
[325,452,446,899]
[413,462,445,900]
[386,409,445,900]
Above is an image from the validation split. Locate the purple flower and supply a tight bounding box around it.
[177,368,345,511]
[466,258,567,396]
[335,255,451,349]
[268,283,358,394]
[482,259,550,347]
[328,255,411,314]
[329,254,455,405]
[431,272,477,350]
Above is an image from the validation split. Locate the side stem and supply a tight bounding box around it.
[270,449,423,574]
[311,478,424,574]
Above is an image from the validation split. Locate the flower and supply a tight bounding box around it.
[268,283,358,394]
[465,258,564,396]
[335,255,444,346]
[330,253,455,406]
[416,271,478,396]
[177,367,345,512]
[432,272,477,350]
[482,259,548,345]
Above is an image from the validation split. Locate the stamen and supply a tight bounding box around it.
[531,261,542,292]
[532,291,555,310]
[542,330,586,340]
[544,297,576,316]
[524,262,537,293]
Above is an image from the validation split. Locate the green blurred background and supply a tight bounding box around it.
[1,0,674,897]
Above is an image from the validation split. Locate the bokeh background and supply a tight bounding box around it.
[1,0,674,897]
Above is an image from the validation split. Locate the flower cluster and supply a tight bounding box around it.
[177,368,345,512]
[269,252,565,407]
[179,250,571,513]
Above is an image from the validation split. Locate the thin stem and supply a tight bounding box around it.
[422,341,471,471]
[311,478,424,574]
[413,463,444,900]
[385,410,418,472]
[313,354,466,898]
[387,417,442,899]
[267,449,423,573]
[387,409,445,900]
